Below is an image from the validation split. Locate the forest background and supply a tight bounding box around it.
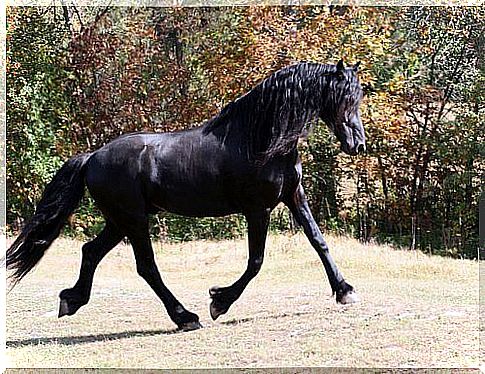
[6,6,484,258]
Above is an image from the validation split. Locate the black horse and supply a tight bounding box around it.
[6,60,366,331]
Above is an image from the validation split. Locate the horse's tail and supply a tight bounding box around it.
[6,153,92,285]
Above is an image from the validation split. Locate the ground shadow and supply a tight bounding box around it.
[221,310,313,326]
[7,310,314,348]
[6,327,180,348]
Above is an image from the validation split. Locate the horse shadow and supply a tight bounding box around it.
[6,327,179,348]
[7,310,313,347]
[221,310,313,326]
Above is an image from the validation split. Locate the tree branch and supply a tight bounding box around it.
[94,2,112,26]
[72,5,84,32]
[61,4,72,33]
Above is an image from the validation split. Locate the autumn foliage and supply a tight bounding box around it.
[6,6,483,258]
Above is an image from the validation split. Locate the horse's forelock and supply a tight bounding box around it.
[325,67,362,115]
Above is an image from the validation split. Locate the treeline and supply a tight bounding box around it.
[6,6,483,258]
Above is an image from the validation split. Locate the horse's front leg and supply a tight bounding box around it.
[284,184,359,304]
[209,209,270,320]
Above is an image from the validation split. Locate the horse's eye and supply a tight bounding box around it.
[347,121,357,129]
[361,83,374,95]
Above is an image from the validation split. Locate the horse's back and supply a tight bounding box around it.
[84,131,236,216]
[84,130,298,218]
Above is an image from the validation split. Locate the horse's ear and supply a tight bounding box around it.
[336,59,345,72]
[353,61,361,72]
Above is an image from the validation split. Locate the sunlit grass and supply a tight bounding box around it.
[6,233,479,369]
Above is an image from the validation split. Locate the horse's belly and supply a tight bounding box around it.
[161,202,238,217]
[149,181,238,217]
[149,176,282,217]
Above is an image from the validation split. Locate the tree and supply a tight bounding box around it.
[7,6,482,257]
[7,7,75,226]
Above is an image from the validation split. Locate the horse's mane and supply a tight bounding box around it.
[202,62,339,163]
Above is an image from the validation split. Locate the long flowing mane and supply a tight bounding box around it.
[203,62,340,163]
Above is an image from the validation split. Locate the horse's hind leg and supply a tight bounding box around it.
[59,222,123,317]
[209,209,270,320]
[126,220,201,331]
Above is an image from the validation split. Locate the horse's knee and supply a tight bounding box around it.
[249,256,264,276]
[136,262,158,280]
[80,242,96,268]
[81,238,109,266]
[81,239,99,257]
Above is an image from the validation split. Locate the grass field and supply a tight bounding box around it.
[5,233,480,369]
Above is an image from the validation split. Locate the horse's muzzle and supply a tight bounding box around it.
[355,143,366,154]
[342,142,366,156]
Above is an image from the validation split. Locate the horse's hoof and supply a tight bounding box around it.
[58,297,85,317]
[209,286,232,320]
[58,299,71,317]
[339,291,360,304]
[209,301,227,321]
[209,286,221,296]
[178,321,203,332]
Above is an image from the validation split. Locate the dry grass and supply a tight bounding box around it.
[5,233,480,369]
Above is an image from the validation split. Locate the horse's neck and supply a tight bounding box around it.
[207,67,327,162]
[232,76,318,162]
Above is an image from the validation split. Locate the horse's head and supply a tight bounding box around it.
[320,60,366,156]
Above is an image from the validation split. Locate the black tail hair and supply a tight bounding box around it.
[5,153,91,284]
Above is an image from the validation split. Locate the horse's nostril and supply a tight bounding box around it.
[356,144,366,154]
